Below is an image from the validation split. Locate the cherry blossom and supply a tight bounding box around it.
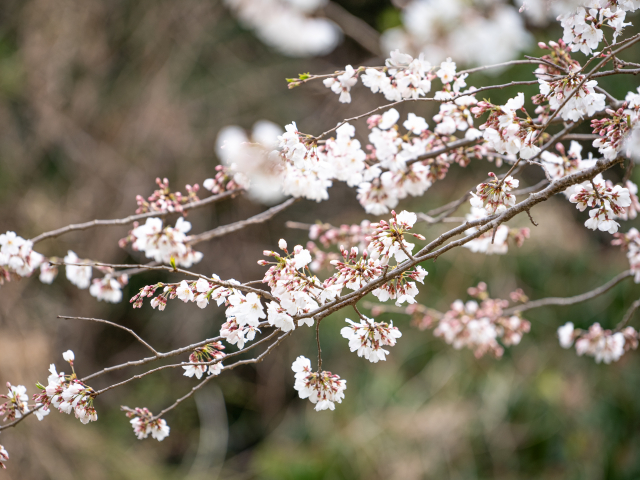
[292,356,347,411]
[0,445,7,469]
[569,175,631,234]
[125,407,171,441]
[340,316,402,362]
[223,0,341,57]
[89,275,128,303]
[565,323,639,364]
[367,210,425,264]
[323,65,358,103]
[470,173,519,215]
[183,342,226,379]
[64,250,92,289]
[125,217,203,268]
[34,359,98,425]
[0,384,30,421]
[135,177,200,215]
[0,231,44,279]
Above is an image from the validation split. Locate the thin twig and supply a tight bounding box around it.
[503,270,633,315]
[30,189,242,244]
[615,298,640,331]
[58,316,159,355]
[188,198,297,245]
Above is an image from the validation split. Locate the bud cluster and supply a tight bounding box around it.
[135,177,200,215]
[125,407,170,441]
[183,342,226,379]
[592,104,635,160]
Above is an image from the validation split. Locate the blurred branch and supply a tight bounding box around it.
[323,2,382,57]
[616,297,640,331]
[503,270,634,315]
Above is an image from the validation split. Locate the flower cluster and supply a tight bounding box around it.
[330,247,383,292]
[215,120,285,204]
[592,104,636,160]
[462,207,530,255]
[203,164,249,195]
[340,316,402,363]
[382,0,532,66]
[322,51,437,104]
[291,356,347,411]
[135,177,200,214]
[431,283,531,358]
[0,231,44,281]
[277,122,333,202]
[540,141,596,197]
[223,0,340,58]
[470,173,519,215]
[183,342,226,379]
[125,407,170,441]
[33,351,97,424]
[261,240,323,324]
[276,97,482,213]
[220,318,261,350]
[371,266,427,306]
[569,174,631,234]
[64,250,92,289]
[559,2,636,56]
[89,274,128,303]
[536,75,606,122]
[0,445,7,469]
[367,210,424,264]
[0,383,30,421]
[612,228,640,282]
[123,217,203,268]
[473,93,540,159]
[558,322,639,364]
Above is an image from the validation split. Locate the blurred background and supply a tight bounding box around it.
[1,0,640,478]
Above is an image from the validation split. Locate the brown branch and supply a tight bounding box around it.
[30,189,242,244]
[615,298,640,331]
[188,197,297,245]
[58,316,159,355]
[95,326,280,395]
[503,270,633,315]
[150,330,290,421]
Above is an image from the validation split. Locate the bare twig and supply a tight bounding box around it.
[58,316,159,355]
[503,270,633,315]
[188,197,297,245]
[615,298,640,331]
[30,189,242,244]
